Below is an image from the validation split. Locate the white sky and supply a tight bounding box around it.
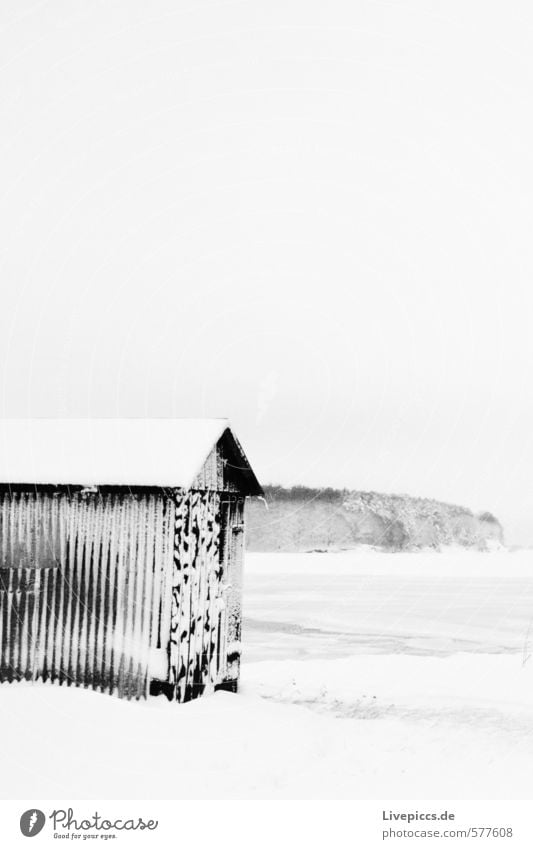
[1,1,532,544]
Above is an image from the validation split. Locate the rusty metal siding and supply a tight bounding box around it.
[0,490,175,700]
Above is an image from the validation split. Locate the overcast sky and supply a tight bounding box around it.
[1,1,532,543]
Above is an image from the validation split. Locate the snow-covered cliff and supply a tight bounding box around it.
[246,486,503,552]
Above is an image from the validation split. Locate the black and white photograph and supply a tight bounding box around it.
[1,1,533,845]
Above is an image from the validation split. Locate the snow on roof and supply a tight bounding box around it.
[0,418,233,488]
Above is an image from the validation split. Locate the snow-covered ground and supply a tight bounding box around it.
[2,548,533,799]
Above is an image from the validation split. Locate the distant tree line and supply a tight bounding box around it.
[263,484,348,504]
[249,484,503,552]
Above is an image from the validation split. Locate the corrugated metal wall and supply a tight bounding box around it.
[0,490,176,700]
[0,488,247,703]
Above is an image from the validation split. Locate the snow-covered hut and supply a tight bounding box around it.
[0,419,262,702]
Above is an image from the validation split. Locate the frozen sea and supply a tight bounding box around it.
[243,549,533,661]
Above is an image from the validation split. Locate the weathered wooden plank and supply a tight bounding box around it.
[184,492,202,701]
[187,493,203,699]
[225,497,245,684]
[195,492,218,697]
[205,493,221,691]
[172,492,191,701]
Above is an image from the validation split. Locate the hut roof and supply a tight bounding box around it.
[0,418,262,493]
